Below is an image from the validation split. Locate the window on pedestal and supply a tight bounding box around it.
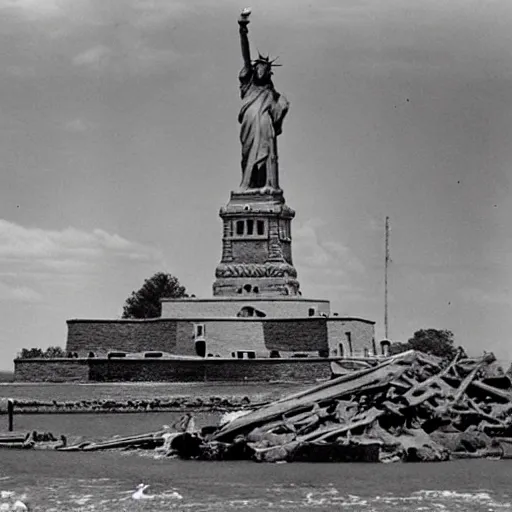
[233,218,266,237]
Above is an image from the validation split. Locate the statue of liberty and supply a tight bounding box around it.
[237,9,289,193]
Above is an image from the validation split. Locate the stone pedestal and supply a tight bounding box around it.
[213,190,300,297]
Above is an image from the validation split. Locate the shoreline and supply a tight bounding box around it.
[0,381,309,414]
[0,395,271,415]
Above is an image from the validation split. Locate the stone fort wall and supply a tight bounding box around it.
[14,358,333,383]
[66,319,178,356]
[327,320,376,357]
[66,317,373,358]
[14,316,375,382]
[160,297,331,319]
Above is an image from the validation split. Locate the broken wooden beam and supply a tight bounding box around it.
[470,381,512,403]
[212,355,412,442]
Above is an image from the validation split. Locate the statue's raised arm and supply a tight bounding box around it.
[238,8,252,69]
[236,9,290,194]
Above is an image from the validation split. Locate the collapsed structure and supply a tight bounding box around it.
[167,349,512,462]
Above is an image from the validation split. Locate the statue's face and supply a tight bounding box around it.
[254,62,271,81]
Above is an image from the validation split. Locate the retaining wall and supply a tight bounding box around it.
[13,359,90,382]
[14,358,333,383]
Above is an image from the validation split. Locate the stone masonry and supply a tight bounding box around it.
[213,190,300,297]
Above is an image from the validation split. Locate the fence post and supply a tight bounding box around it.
[7,399,14,432]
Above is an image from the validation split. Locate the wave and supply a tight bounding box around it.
[2,477,512,511]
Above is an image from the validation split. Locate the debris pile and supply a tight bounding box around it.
[166,350,512,462]
[0,430,65,449]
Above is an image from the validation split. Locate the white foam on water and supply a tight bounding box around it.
[75,478,112,483]
[160,489,184,500]
[305,488,366,507]
[375,495,423,502]
[416,490,493,501]
[305,492,327,505]
[412,489,512,508]
[70,494,94,505]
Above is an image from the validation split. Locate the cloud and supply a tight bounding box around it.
[294,218,364,275]
[131,0,198,30]
[0,0,65,19]
[0,0,194,27]
[0,220,163,275]
[291,218,368,301]
[64,118,92,132]
[0,281,42,303]
[72,39,180,75]
[459,286,512,307]
[6,65,37,78]
[0,0,98,25]
[73,45,112,70]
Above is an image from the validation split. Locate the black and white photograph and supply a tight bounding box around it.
[1,0,512,510]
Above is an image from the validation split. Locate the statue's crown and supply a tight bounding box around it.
[253,53,282,67]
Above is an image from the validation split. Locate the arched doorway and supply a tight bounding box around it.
[195,340,206,358]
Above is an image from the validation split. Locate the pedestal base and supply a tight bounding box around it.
[213,190,300,297]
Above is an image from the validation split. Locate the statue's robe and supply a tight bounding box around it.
[238,65,289,191]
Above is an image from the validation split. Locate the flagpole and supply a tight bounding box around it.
[384,216,390,340]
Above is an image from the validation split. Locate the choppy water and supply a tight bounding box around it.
[2,449,512,511]
[1,413,512,511]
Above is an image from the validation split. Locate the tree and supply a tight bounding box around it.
[122,272,188,319]
[388,329,466,360]
[19,348,44,359]
[18,346,67,359]
[389,341,411,356]
[44,346,66,358]
[407,329,463,359]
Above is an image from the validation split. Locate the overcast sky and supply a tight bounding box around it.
[1,0,511,370]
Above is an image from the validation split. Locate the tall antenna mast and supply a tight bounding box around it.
[384,216,390,339]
